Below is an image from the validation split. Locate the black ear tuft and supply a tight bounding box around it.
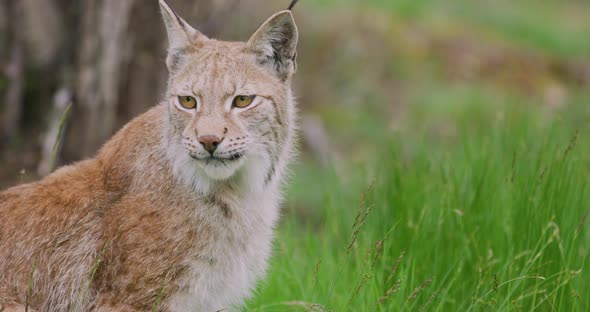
[288,0,299,11]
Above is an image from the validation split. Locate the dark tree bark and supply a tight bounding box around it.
[64,0,138,161]
[62,0,231,163]
[1,1,24,144]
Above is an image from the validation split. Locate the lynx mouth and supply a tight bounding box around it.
[188,152,246,180]
[189,153,244,163]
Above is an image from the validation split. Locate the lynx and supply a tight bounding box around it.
[0,0,299,311]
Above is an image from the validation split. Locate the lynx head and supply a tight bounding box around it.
[159,0,298,190]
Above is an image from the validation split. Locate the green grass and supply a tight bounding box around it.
[247,88,590,310]
[245,1,590,308]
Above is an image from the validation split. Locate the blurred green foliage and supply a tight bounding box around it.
[315,0,590,56]
[250,90,590,311]
[248,0,590,310]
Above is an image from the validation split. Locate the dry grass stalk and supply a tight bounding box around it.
[420,289,440,312]
[386,250,406,283]
[543,294,557,312]
[351,179,376,230]
[313,258,322,285]
[347,204,374,255]
[371,240,384,268]
[281,301,330,312]
[562,130,579,160]
[510,151,516,183]
[349,274,372,304]
[537,167,547,183]
[493,274,499,292]
[377,278,401,304]
[406,278,433,302]
[575,206,590,237]
[307,303,331,312]
[365,239,379,261]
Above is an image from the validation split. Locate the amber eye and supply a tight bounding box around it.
[233,95,255,108]
[178,96,197,109]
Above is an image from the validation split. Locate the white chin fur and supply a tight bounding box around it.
[167,141,271,194]
[197,158,245,181]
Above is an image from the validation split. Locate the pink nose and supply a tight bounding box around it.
[198,135,222,154]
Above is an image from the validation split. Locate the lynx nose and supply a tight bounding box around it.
[198,135,222,154]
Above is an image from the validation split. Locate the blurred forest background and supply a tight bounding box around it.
[0,0,589,183]
[0,0,299,182]
[1,0,590,310]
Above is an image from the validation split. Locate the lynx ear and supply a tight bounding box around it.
[247,10,299,81]
[159,0,206,70]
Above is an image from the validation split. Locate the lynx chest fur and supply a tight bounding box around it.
[96,136,285,311]
[0,1,299,311]
[165,184,280,311]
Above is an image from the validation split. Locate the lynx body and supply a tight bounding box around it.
[0,1,299,311]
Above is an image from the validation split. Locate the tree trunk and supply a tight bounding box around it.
[62,0,225,162]
[62,0,135,160]
[0,0,229,170]
[2,44,24,144]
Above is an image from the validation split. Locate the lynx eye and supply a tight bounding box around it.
[233,95,255,108]
[178,96,197,109]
